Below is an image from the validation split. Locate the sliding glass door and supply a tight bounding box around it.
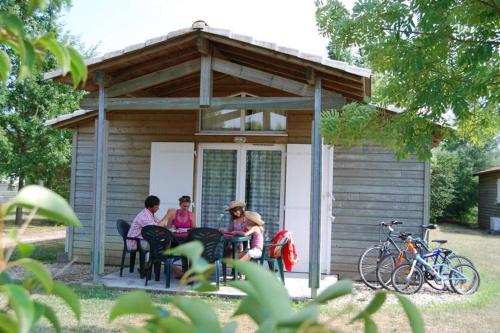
[198,144,284,236]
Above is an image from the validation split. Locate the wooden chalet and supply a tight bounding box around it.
[46,21,430,280]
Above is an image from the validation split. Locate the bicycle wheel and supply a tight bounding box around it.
[391,263,424,294]
[376,254,396,289]
[448,254,475,267]
[423,256,448,292]
[449,263,480,295]
[376,253,408,290]
[358,245,385,289]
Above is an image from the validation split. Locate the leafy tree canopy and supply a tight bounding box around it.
[316,0,499,159]
[0,0,89,200]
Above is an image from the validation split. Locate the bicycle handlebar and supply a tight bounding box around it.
[379,220,403,227]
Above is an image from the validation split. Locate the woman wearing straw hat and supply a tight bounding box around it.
[233,211,265,262]
[218,200,247,234]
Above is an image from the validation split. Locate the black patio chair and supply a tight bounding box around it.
[259,234,289,284]
[141,225,180,288]
[116,219,147,277]
[187,228,225,287]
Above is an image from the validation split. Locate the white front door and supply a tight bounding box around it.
[149,142,195,218]
[284,144,333,273]
[196,143,285,236]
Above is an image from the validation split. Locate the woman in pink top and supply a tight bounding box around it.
[218,200,248,234]
[166,195,196,229]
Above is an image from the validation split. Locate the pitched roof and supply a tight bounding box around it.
[473,165,500,176]
[45,22,371,82]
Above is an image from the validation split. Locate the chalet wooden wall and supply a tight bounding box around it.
[69,111,428,272]
[477,173,500,229]
[69,109,313,264]
[331,146,427,278]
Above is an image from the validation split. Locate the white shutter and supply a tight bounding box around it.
[321,145,334,274]
[285,144,334,274]
[149,142,194,219]
[285,144,311,272]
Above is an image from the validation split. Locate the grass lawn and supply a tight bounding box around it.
[27,224,500,332]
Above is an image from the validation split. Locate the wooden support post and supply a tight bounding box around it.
[92,71,107,280]
[200,51,213,108]
[198,37,213,108]
[309,75,322,298]
[65,130,78,259]
[197,36,210,55]
[306,66,315,86]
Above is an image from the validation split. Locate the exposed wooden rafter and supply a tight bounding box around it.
[212,58,341,100]
[91,59,201,98]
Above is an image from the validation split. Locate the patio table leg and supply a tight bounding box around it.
[232,243,238,279]
[154,262,161,281]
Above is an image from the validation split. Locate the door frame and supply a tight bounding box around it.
[196,143,286,230]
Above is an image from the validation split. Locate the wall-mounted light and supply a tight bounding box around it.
[233,136,246,144]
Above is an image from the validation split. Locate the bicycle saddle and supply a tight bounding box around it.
[440,248,453,255]
[431,240,447,244]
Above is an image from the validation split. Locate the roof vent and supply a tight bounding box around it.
[192,20,208,30]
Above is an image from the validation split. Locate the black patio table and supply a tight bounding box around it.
[167,229,250,282]
[223,234,251,282]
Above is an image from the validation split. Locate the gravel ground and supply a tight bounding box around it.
[9,262,465,306]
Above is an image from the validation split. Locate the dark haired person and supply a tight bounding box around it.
[166,195,197,229]
[126,195,168,251]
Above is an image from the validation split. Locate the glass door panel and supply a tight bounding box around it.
[200,149,237,228]
[245,150,283,237]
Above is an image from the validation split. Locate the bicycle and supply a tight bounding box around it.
[376,224,475,291]
[358,220,407,289]
[391,236,480,295]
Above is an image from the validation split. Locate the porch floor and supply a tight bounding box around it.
[99,268,338,300]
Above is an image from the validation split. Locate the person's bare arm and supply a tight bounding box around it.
[190,211,196,228]
[234,226,258,236]
[162,208,176,227]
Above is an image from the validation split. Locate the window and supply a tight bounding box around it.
[200,93,287,132]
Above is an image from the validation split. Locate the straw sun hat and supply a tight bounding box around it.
[244,211,265,226]
[226,200,246,211]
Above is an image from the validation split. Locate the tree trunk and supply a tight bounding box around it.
[15,178,24,226]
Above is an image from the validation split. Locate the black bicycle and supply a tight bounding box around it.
[358,220,409,289]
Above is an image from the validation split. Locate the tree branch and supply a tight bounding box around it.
[380,27,500,45]
[475,0,500,15]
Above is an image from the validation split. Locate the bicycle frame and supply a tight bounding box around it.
[405,244,468,284]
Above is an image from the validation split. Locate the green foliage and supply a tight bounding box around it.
[110,255,423,333]
[320,102,446,159]
[430,138,499,224]
[0,0,87,85]
[0,186,81,332]
[315,0,500,157]
[0,0,88,200]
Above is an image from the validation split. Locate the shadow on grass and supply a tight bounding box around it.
[10,239,65,263]
[437,222,492,236]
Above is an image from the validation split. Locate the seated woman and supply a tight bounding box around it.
[166,195,196,229]
[233,211,265,262]
[219,200,248,257]
[218,200,247,234]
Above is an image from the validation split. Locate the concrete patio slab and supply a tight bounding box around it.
[99,267,339,300]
